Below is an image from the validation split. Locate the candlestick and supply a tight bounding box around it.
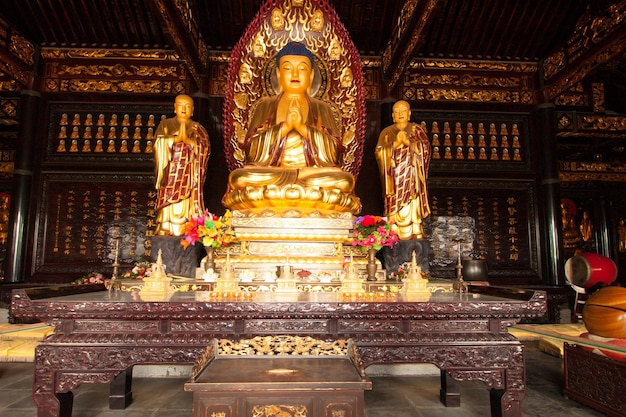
[112,237,120,279]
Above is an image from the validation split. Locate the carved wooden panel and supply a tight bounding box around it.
[33,173,157,276]
[425,179,539,281]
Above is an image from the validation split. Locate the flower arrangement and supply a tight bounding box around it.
[180,209,235,249]
[387,266,407,282]
[351,215,398,251]
[121,260,153,279]
[387,262,429,282]
[72,271,105,285]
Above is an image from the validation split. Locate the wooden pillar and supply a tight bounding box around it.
[532,103,563,285]
[5,89,41,282]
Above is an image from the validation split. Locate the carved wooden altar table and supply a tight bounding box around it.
[10,284,546,417]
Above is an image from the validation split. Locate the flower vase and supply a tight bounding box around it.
[366,248,378,281]
[204,246,216,272]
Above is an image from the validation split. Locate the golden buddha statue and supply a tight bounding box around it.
[222,42,360,215]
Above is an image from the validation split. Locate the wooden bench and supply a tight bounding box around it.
[185,336,372,417]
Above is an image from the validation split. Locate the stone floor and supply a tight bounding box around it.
[0,340,607,417]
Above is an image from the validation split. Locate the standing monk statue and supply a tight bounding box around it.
[154,94,210,236]
[376,100,431,240]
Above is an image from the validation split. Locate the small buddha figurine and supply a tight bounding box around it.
[83,126,92,139]
[443,121,451,134]
[443,134,452,146]
[431,121,439,133]
[479,147,487,160]
[454,122,463,134]
[444,146,453,159]
[146,127,154,139]
[512,136,521,148]
[501,148,510,161]
[432,146,441,159]
[132,140,141,153]
[490,148,499,161]
[60,113,68,125]
[134,114,143,126]
[147,114,155,126]
[109,114,118,126]
[70,126,80,139]
[145,140,153,153]
[512,124,520,135]
[467,146,476,160]
[489,123,497,135]
[108,127,117,139]
[501,135,509,148]
[120,127,129,139]
[618,219,626,252]
[466,122,474,135]
[107,140,116,153]
[513,148,521,161]
[477,123,485,135]
[466,134,475,147]
[56,139,66,152]
[97,114,106,126]
[489,135,498,147]
[121,114,130,126]
[455,134,463,146]
[500,123,508,135]
[478,135,487,147]
[431,133,440,146]
[69,139,79,152]
[133,127,142,139]
[72,113,81,126]
[81,139,91,153]
[95,139,104,152]
[455,146,464,159]
[119,140,128,153]
[58,126,67,139]
[85,114,93,126]
[96,126,104,139]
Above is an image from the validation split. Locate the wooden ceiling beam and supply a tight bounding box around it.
[149,0,208,88]
[382,0,442,91]
[542,1,626,102]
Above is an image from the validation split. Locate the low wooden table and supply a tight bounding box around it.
[564,343,626,417]
[185,337,371,417]
[10,284,546,417]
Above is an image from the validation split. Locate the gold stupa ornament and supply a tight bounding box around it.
[139,249,173,301]
[400,251,430,301]
[275,257,299,294]
[339,255,365,294]
[214,251,239,294]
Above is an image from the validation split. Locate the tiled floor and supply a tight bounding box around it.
[0,341,607,417]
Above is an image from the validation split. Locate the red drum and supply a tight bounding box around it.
[565,253,618,289]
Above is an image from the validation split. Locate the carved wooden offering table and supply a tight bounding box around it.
[9,284,546,417]
[185,336,371,417]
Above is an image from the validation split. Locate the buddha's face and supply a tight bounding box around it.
[174,96,194,121]
[277,55,314,95]
[392,102,410,124]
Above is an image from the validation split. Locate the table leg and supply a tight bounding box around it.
[109,367,133,409]
[56,392,73,417]
[439,370,461,406]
